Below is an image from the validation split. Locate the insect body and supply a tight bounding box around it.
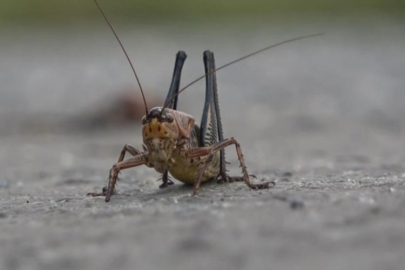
[89,50,274,202]
[88,0,322,202]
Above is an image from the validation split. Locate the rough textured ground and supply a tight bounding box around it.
[1,17,405,270]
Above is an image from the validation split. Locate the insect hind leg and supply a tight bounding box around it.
[201,51,236,184]
[164,51,187,110]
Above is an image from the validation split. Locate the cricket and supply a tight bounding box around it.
[87,0,323,202]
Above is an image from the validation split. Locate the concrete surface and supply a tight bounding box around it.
[1,17,405,270]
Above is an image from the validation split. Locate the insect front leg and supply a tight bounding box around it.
[87,144,146,202]
[104,155,147,202]
[187,138,275,195]
[118,144,143,160]
[88,144,141,197]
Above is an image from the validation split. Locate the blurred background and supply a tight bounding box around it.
[1,0,404,137]
[0,0,405,167]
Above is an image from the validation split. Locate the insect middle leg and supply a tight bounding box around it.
[188,138,275,195]
[159,170,174,189]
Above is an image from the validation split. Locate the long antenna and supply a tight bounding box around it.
[93,0,148,114]
[162,32,324,111]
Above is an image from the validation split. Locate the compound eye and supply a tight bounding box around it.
[141,115,147,125]
[166,113,174,123]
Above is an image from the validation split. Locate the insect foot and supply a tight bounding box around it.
[87,186,114,197]
[248,181,276,189]
[158,171,174,189]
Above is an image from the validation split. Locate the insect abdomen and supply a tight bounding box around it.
[169,152,220,184]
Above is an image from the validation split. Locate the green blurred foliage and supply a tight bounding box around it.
[1,0,404,23]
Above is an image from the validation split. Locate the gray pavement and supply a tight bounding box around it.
[1,17,405,270]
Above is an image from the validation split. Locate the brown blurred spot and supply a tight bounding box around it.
[86,87,162,129]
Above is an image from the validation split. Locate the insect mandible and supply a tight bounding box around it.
[87,0,323,202]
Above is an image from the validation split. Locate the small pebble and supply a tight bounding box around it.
[283,172,293,177]
[370,206,380,214]
[0,180,10,189]
[290,199,304,210]
[261,177,270,182]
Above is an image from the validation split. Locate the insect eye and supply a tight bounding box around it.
[141,116,147,125]
[166,113,174,123]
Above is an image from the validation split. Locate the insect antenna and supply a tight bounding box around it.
[93,0,148,115]
[161,32,324,112]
